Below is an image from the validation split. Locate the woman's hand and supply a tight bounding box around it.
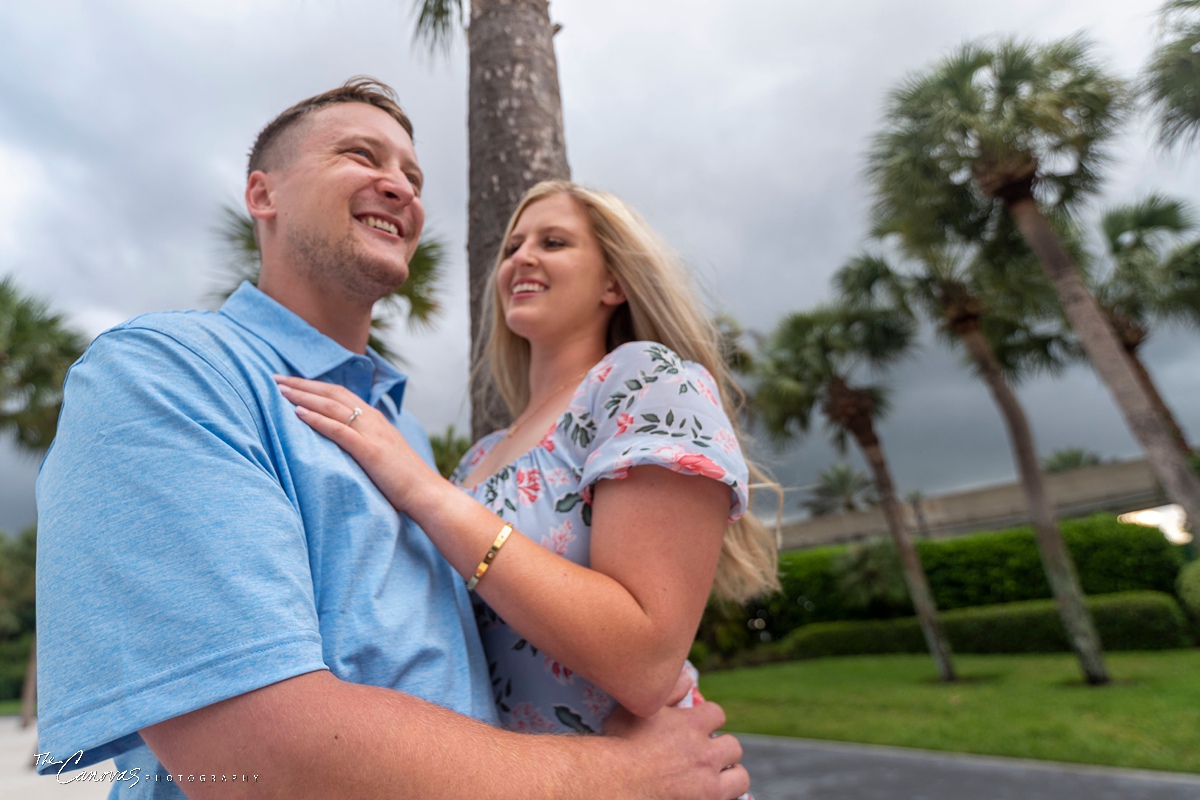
[273,375,448,515]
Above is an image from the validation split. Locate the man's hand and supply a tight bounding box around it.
[603,672,750,800]
[273,374,447,512]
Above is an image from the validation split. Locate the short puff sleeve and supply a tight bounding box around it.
[579,341,748,521]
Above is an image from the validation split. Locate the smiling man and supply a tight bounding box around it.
[35,78,748,799]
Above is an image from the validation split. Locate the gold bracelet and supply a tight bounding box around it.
[466,523,513,591]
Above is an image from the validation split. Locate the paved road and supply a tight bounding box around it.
[740,734,1200,800]
[7,717,1200,799]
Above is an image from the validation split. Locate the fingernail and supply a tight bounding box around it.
[295,406,308,416]
[278,384,293,395]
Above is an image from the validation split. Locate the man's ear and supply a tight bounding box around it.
[245,171,277,223]
[601,272,627,307]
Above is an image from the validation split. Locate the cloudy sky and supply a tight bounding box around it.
[2,0,1199,533]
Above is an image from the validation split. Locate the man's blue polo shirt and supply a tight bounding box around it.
[35,283,497,794]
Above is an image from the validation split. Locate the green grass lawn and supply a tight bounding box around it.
[700,649,1200,774]
[0,699,23,716]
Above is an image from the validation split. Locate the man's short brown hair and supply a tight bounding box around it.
[247,76,414,176]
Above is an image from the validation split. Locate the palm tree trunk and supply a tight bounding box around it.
[1127,345,1190,456]
[957,325,1109,685]
[851,418,956,682]
[1007,197,1200,528]
[467,0,570,439]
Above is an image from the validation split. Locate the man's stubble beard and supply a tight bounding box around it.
[286,225,409,306]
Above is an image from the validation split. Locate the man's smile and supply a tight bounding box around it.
[357,213,403,238]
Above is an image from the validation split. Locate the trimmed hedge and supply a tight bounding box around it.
[734,515,1184,643]
[922,515,1183,608]
[783,591,1190,659]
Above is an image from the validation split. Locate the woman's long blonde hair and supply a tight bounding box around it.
[479,180,780,603]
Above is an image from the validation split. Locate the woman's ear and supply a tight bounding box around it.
[601,272,627,307]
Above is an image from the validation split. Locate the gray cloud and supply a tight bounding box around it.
[2,0,1198,533]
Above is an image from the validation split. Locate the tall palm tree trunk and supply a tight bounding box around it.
[845,413,956,682]
[1127,346,1190,456]
[467,0,570,439]
[956,324,1109,685]
[1006,197,1200,528]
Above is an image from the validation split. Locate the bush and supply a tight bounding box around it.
[783,591,1190,659]
[918,515,1182,609]
[1178,560,1200,622]
[712,515,1185,649]
[0,632,32,701]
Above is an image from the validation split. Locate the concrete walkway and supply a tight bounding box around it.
[740,733,1200,800]
[7,716,1200,799]
[2,718,111,799]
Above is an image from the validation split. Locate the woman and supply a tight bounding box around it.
[275,180,778,735]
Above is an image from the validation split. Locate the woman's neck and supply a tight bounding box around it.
[525,336,608,411]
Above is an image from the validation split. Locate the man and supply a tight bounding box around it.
[36,78,749,799]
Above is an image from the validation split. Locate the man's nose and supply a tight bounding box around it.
[377,169,417,204]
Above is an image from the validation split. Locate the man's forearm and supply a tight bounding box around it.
[142,670,617,799]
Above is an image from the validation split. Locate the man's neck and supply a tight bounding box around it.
[258,271,374,354]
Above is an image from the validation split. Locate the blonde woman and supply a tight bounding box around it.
[276,181,778,739]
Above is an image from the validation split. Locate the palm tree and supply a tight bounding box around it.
[409,0,570,438]
[1163,238,1200,329]
[429,423,472,477]
[714,313,756,374]
[0,277,86,453]
[755,305,956,681]
[213,205,446,363]
[837,246,1110,684]
[1145,0,1200,150]
[1096,194,1196,454]
[803,463,875,517]
[0,277,85,728]
[868,34,1200,531]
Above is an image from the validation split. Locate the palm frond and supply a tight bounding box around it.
[714,313,756,374]
[869,34,1127,257]
[1100,193,1194,258]
[209,206,447,357]
[410,0,465,55]
[752,305,910,454]
[1144,3,1200,151]
[0,276,86,453]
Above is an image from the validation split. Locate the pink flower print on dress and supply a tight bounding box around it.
[581,452,634,504]
[546,468,573,487]
[715,428,739,454]
[537,427,556,453]
[544,656,574,684]
[615,413,635,435]
[653,445,728,481]
[516,468,542,505]
[696,374,720,406]
[540,519,576,555]
[590,364,613,384]
[467,443,488,467]
[507,702,557,734]
[582,685,614,718]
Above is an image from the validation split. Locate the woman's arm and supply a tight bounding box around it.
[275,376,727,716]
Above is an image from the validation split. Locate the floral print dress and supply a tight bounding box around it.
[450,341,749,734]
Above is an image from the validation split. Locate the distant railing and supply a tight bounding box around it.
[779,457,1167,550]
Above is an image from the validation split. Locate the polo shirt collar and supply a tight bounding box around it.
[220,281,407,408]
